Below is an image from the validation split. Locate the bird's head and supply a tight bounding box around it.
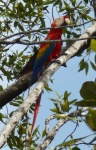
[51,16,70,27]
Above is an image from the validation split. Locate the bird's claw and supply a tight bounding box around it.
[51,59,61,65]
[62,63,67,67]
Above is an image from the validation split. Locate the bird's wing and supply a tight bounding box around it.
[32,42,56,77]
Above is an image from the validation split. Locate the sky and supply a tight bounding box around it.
[0,1,96,150]
[37,53,96,150]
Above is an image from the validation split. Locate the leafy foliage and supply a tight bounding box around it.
[90,39,96,52]
[0,0,96,150]
[50,91,76,114]
[75,81,96,107]
[86,108,96,132]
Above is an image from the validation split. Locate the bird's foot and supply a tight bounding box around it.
[51,59,61,65]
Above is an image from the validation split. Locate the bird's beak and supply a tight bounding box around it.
[61,18,70,26]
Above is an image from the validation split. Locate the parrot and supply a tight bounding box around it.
[18,16,70,134]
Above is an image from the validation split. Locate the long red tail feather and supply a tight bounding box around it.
[31,94,42,134]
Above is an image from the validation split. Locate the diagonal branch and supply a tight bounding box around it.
[0,72,32,107]
[0,23,96,147]
[0,23,96,107]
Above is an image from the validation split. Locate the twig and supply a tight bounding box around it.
[45,114,56,134]
[36,107,89,150]
[1,19,95,40]
[63,121,78,142]
[0,36,96,45]
[63,1,82,16]
[93,0,96,19]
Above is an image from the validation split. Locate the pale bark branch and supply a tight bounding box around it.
[0,26,93,107]
[0,23,96,147]
[0,21,95,107]
[36,107,89,150]
[0,41,89,107]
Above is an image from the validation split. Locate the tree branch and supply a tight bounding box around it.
[93,0,96,18]
[36,107,89,150]
[1,19,95,40]
[0,22,96,147]
[0,23,96,107]
[0,72,33,108]
[0,36,96,45]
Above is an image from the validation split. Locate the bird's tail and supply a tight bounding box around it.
[31,93,42,134]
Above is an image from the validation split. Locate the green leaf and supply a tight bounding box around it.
[63,91,71,100]
[53,0,59,6]
[18,51,23,57]
[86,108,96,131]
[8,55,17,65]
[45,84,52,92]
[75,99,96,107]
[94,54,96,64]
[90,39,96,52]
[14,21,18,28]
[10,101,21,107]
[85,62,89,75]
[61,99,70,112]
[55,114,68,119]
[57,135,91,148]
[0,85,3,91]
[32,126,40,136]
[39,17,45,28]
[0,112,6,122]
[50,98,57,102]
[55,91,61,98]
[18,23,24,31]
[80,81,96,100]
[86,15,93,20]
[75,28,81,31]
[10,0,17,2]
[42,129,46,137]
[64,1,70,8]
[7,137,13,149]
[90,61,96,71]
[18,125,26,135]
[72,147,80,150]
[50,108,61,113]
[78,58,86,72]
[69,99,77,105]
[71,0,76,7]
[59,91,71,112]
[84,0,88,3]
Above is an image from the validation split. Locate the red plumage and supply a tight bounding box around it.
[17,16,70,134]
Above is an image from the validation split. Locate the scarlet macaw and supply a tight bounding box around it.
[18,16,70,133]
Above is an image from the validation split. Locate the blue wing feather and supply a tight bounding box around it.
[32,42,55,79]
